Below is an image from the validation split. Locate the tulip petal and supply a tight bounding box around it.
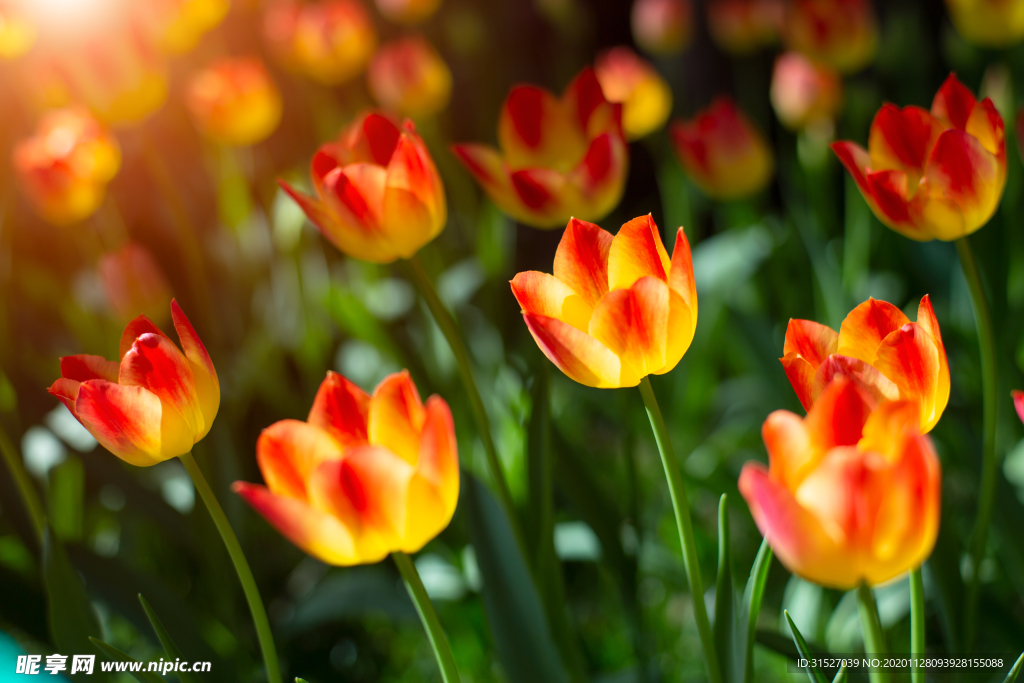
[326,163,386,229]
[931,73,976,131]
[873,322,946,432]
[667,227,697,317]
[863,169,924,238]
[867,104,943,177]
[588,275,669,379]
[510,271,593,332]
[171,300,219,439]
[570,132,627,215]
[278,179,334,235]
[417,396,460,518]
[449,143,508,194]
[60,354,119,383]
[499,85,585,170]
[307,371,370,450]
[120,315,171,361]
[256,419,343,500]
[920,129,1004,240]
[368,371,426,466]
[804,377,874,449]
[564,67,609,133]
[656,289,695,376]
[1014,390,1024,426]
[607,215,671,291]
[350,112,402,166]
[523,313,629,388]
[783,319,838,366]
[836,298,910,364]
[831,141,874,199]
[965,98,1005,159]
[856,399,919,461]
[510,167,565,213]
[119,333,201,437]
[780,353,818,412]
[387,127,445,219]
[761,409,814,490]
[553,218,613,309]
[811,354,899,406]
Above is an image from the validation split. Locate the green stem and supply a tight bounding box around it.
[0,422,45,542]
[179,452,281,683]
[405,253,519,540]
[393,552,461,683]
[856,583,889,683]
[955,236,998,651]
[637,377,723,683]
[910,567,925,683]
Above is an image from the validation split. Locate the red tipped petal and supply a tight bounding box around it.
[553,218,614,309]
[667,227,697,316]
[587,275,669,379]
[368,371,426,466]
[119,315,171,361]
[307,371,370,450]
[1014,390,1024,425]
[60,354,119,383]
[931,73,977,131]
[523,313,628,388]
[607,214,671,291]
[837,298,910,364]
[783,319,839,367]
[256,419,342,500]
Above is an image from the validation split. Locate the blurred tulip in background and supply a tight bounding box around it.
[770,52,842,131]
[375,0,441,25]
[594,46,672,140]
[137,0,230,55]
[368,35,452,118]
[631,0,692,55]
[0,2,34,59]
[99,242,174,325]
[186,56,283,146]
[945,0,1024,48]
[706,0,783,55]
[784,0,877,74]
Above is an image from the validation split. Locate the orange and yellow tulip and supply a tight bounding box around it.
[784,0,877,74]
[781,296,949,433]
[48,301,220,467]
[186,56,283,146]
[945,0,1024,48]
[264,0,377,86]
[707,0,783,55]
[594,46,673,141]
[631,0,693,55]
[99,242,173,324]
[832,74,1006,242]
[0,2,35,59]
[368,35,452,118]
[669,97,774,200]
[280,111,446,263]
[770,52,843,131]
[13,107,121,226]
[451,68,628,228]
[739,378,941,589]
[375,0,441,24]
[511,215,697,388]
[233,371,459,566]
[136,0,230,54]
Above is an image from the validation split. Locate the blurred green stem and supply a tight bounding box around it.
[0,422,45,541]
[393,552,461,683]
[405,253,520,543]
[910,567,925,683]
[637,377,723,683]
[179,451,281,683]
[857,583,889,683]
[955,236,997,651]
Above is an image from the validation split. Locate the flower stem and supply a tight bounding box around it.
[405,253,520,540]
[857,583,889,683]
[179,451,281,683]
[637,377,722,683]
[393,552,461,683]
[955,236,998,651]
[0,422,45,542]
[910,567,925,683]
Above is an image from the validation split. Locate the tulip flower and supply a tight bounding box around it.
[13,107,121,226]
[784,0,877,74]
[48,301,220,467]
[770,52,843,132]
[280,111,446,263]
[264,0,377,86]
[375,0,441,24]
[1013,390,1024,425]
[368,36,453,118]
[945,0,1024,48]
[669,97,774,200]
[631,0,693,55]
[137,0,230,54]
[451,68,628,228]
[186,56,283,147]
[233,371,459,565]
[832,74,1006,242]
[707,0,783,55]
[739,378,941,589]
[781,295,949,433]
[0,3,35,59]
[511,214,697,388]
[594,46,673,141]
[99,242,174,324]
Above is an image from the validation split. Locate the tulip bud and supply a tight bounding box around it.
[594,46,673,141]
[186,56,283,146]
[770,52,842,131]
[99,242,173,324]
[368,35,452,118]
[945,0,1024,48]
[631,0,693,55]
[669,97,774,200]
[280,111,447,263]
[784,0,877,74]
[707,0,783,55]
[13,107,121,226]
[375,0,441,24]
[0,3,35,60]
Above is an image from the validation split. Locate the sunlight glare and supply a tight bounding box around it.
[22,0,117,32]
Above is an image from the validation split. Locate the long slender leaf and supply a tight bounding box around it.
[784,611,829,683]
[714,494,740,683]
[1004,652,1024,683]
[742,540,773,683]
[139,594,201,683]
[89,637,166,683]
[296,679,310,683]
[832,664,847,683]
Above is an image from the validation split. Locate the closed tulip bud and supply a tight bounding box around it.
[946,0,1024,48]
[832,74,1006,242]
[669,97,774,200]
[739,378,941,589]
[265,0,377,86]
[375,0,441,24]
[48,301,220,467]
[186,56,283,146]
[13,107,121,226]
[781,296,949,433]
[770,52,843,131]
[594,46,673,141]
[137,0,230,55]
[0,3,35,60]
[631,0,693,55]
[784,0,877,74]
[233,371,459,566]
[99,242,173,324]
[280,111,446,263]
[512,215,697,388]
[707,0,783,55]
[451,68,628,228]
[368,35,452,118]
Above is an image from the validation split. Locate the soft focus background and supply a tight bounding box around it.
[3,0,1024,681]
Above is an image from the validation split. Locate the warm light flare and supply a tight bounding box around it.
[21,0,118,32]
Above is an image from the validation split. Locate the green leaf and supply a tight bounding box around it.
[784,611,829,683]
[742,540,772,683]
[462,473,569,683]
[295,679,310,683]
[714,494,742,683]
[1004,652,1024,683]
[139,594,201,683]
[832,663,848,683]
[89,637,167,683]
